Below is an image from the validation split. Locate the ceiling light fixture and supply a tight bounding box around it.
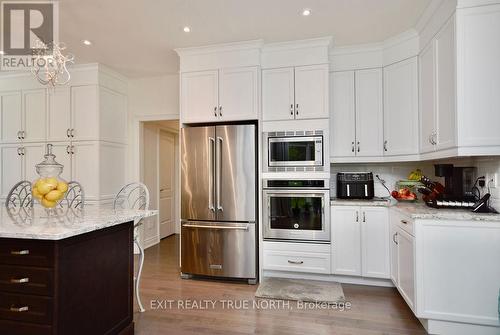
[0,50,4,55]
[301,8,311,16]
[183,26,191,33]
[82,40,92,46]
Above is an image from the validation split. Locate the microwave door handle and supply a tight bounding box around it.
[208,137,215,212]
[216,136,223,212]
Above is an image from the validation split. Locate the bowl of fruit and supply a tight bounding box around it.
[32,144,69,209]
[391,169,423,202]
[391,188,417,202]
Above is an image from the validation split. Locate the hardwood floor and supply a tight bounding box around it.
[134,236,426,335]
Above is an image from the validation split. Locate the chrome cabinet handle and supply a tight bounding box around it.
[356,211,359,222]
[214,106,217,117]
[10,249,29,255]
[290,104,294,116]
[433,131,437,145]
[10,277,29,284]
[17,131,21,139]
[362,211,366,222]
[384,140,388,152]
[71,145,74,154]
[401,220,408,225]
[67,129,71,138]
[295,103,299,115]
[70,128,75,138]
[287,260,304,265]
[393,232,398,245]
[10,306,29,312]
[18,147,25,156]
[357,141,360,152]
[21,130,25,139]
[216,136,223,212]
[218,105,222,117]
[17,147,22,156]
[351,141,355,153]
[66,145,71,154]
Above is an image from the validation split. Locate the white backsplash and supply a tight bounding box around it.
[330,157,500,210]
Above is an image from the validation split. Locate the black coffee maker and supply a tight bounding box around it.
[434,164,476,200]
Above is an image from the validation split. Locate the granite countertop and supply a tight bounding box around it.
[391,202,500,222]
[330,198,391,207]
[0,205,158,240]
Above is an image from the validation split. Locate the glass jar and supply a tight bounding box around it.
[32,144,69,209]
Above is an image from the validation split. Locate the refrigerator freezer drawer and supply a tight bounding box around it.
[181,221,256,279]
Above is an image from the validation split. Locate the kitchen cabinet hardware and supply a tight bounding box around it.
[351,141,355,152]
[290,104,293,115]
[295,103,299,115]
[384,140,388,152]
[66,145,71,154]
[356,211,359,222]
[287,260,304,265]
[401,220,408,225]
[362,211,366,222]
[357,141,360,152]
[10,277,30,284]
[10,249,30,255]
[66,129,71,138]
[214,106,217,117]
[10,306,29,313]
[393,232,398,245]
[218,105,222,117]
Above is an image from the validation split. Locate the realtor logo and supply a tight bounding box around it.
[1,1,59,70]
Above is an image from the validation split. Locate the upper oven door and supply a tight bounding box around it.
[268,136,323,167]
[263,189,330,242]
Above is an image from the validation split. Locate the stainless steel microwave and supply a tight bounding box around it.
[263,130,324,172]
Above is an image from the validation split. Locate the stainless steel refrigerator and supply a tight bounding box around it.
[180,124,257,283]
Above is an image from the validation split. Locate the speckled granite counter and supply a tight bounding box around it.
[391,202,500,222]
[330,198,391,207]
[0,205,158,240]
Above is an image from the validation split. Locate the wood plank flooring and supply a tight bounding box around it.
[134,236,426,334]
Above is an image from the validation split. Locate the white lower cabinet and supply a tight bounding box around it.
[263,242,331,274]
[331,206,390,279]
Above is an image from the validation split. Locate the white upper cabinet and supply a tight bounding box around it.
[181,70,219,124]
[383,57,419,156]
[457,5,500,149]
[71,85,99,141]
[262,67,294,121]
[23,89,47,143]
[419,41,437,154]
[330,71,356,158]
[262,64,329,121]
[181,67,259,123]
[219,66,259,122]
[294,64,329,120]
[47,88,71,142]
[0,91,22,143]
[330,69,383,159]
[355,69,384,157]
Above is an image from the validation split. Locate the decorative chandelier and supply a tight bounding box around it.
[30,39,74,86]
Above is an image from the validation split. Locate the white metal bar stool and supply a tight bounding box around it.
[113,182,150,313]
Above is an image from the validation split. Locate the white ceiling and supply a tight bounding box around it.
[58,0,432,78]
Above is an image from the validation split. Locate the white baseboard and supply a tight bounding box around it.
[263,270,394,287]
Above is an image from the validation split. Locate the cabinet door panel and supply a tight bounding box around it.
[330,71,356,158]
[23,144,45,183]
[219,67,259,121]
[262,67,294,121]
[295,64,329,120]
[398,228,415,311]
[331,206,361,276]
[355,69,383,157]
[436,16,456,151]
[390,220,399,285]
[383,57,419,156]
[181,70,219,123]
[51,143,72,182]
[71,86,99,141]
[0,92,22,143]
[0,146,23,197]
[23,89,47,143]
[48,88,71,142]
[361,207,390,279]
[419,42,436,153]
[71,142,99,201]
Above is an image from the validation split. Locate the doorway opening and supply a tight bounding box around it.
[139,120,180,250]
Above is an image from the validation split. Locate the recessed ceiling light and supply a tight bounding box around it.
[183,26,191,33]
[0,50,4,55]
[82,40,92,46]
[301,8,311,16]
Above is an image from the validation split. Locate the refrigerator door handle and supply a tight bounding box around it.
[208,137,215,212]
[216,136,224,212]
[182,222,249,231]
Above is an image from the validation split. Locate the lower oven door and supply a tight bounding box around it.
[181,221,256,279]
[263,190,330,242]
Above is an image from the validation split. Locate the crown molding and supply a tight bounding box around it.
[262,36,333,53]
[174,39,264,57]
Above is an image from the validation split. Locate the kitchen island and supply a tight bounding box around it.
[0,205,157,335]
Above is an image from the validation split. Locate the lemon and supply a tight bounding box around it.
[45,177,59,188]
[37,182,54,195]
[32,188,43,200]
[57,182,68,193]
[45,190,63,201]
[41,197,57,208]
[33,178,43,189]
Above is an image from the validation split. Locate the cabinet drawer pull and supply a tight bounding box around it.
[393,232,398,245]
[10,306,29,312]
[287,260,304,265]
[401,220,408,225]
[362,211,366,222]
[384,140,388,152]
[66,129,71,138]
[10,277,30,284]
[357,141,360,152]
[10,249,30,255]
[295,103,299,115]
[218,105,222,117]
[351,141,355,152]
[214,106,217,117]
[290,104,294,115]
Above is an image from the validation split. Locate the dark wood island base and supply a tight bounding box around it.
[0,222,135,335]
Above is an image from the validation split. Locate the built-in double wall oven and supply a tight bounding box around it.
[263,130,324,172]
[263,179,330,242]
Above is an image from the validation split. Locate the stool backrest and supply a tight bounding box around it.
[6,181,33,209]
[113,182,150,211]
